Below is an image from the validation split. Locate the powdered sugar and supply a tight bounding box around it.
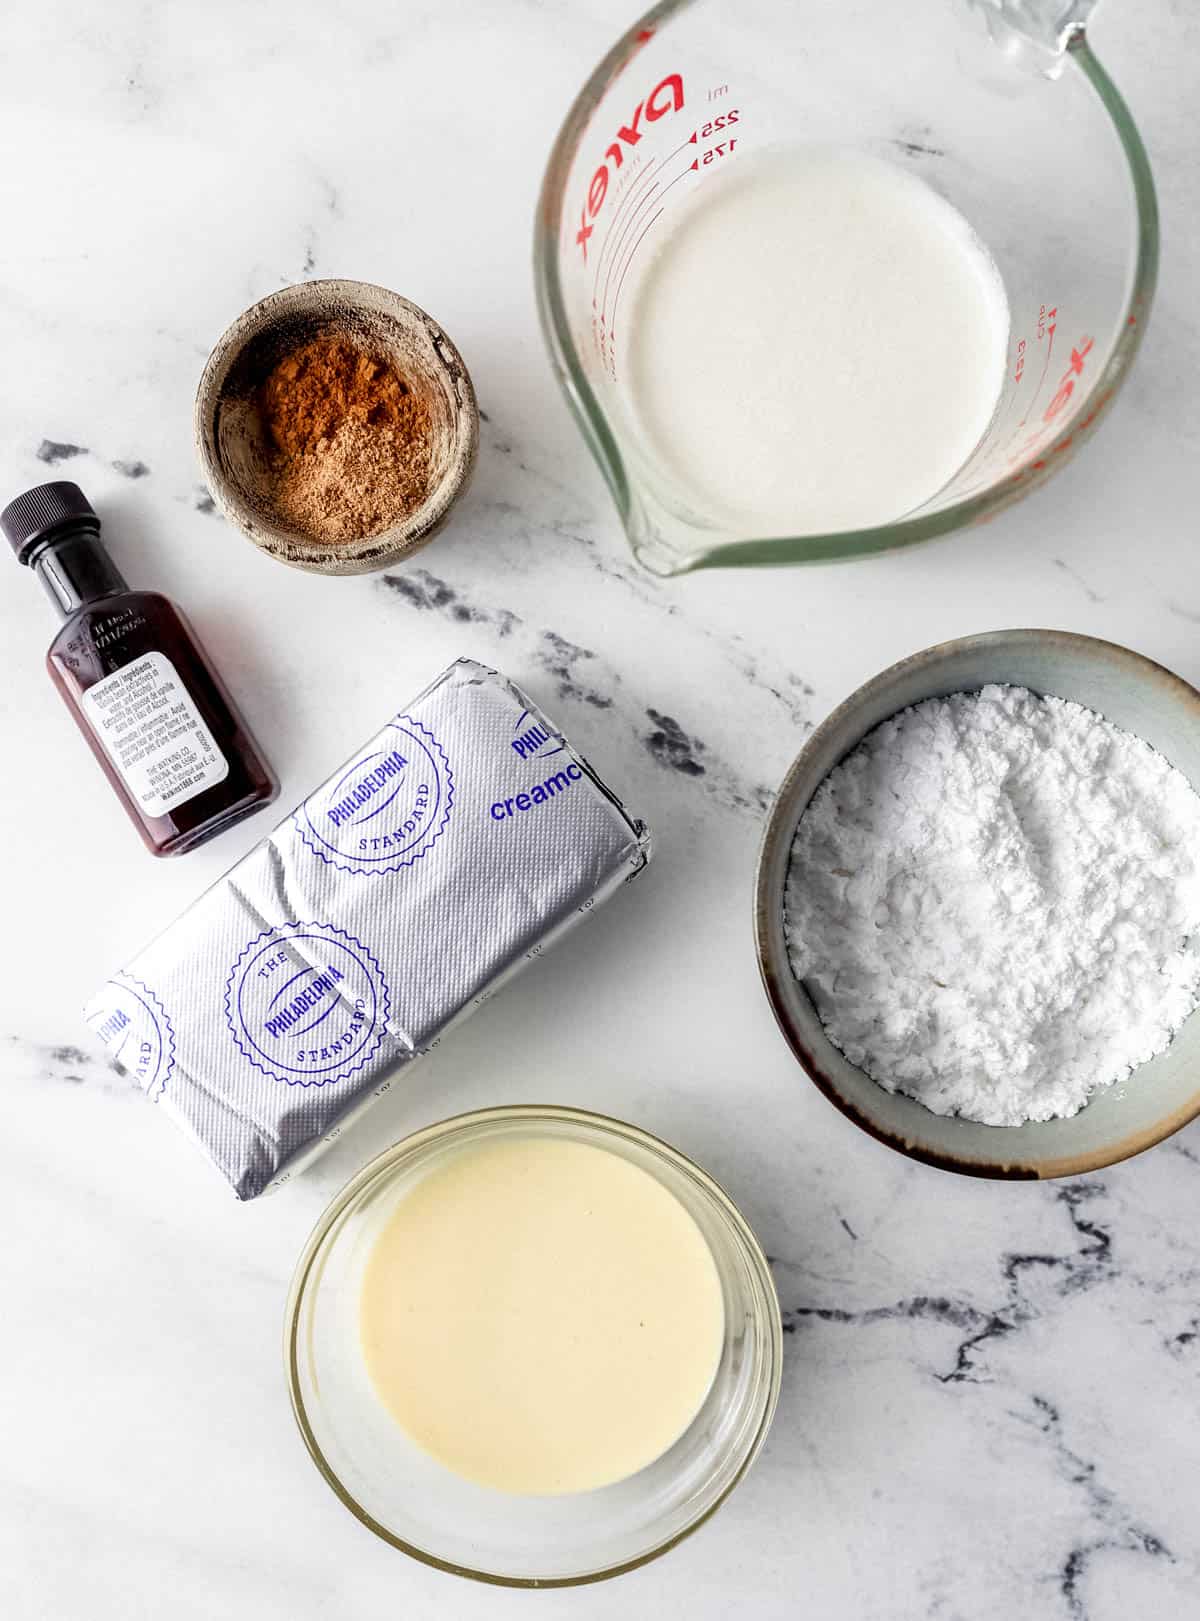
[784,684,1200,1125]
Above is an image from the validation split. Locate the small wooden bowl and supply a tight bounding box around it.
[194,279,478,576]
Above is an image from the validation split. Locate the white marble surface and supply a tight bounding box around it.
[2,3,1199,1616]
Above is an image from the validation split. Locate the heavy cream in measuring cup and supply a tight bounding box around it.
[359,1135,725,1494]
[628,146,1010,534]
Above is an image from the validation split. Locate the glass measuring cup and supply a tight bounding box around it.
[535,0,1157,576]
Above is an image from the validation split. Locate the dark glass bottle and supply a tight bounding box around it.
[2,481,278,856]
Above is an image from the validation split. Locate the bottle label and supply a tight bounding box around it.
[81,651,230,816]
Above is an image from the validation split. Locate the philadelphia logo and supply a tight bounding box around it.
[295,717,454,877]
[510,706,565,762]
[83,973,176,1099]
[224,922,392,1088]
[494,706,581,821]
[327,749,408,827]
[262,962,345,1039]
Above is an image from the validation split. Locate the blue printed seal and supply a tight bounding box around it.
[224,922,392,1088]
[510,706,566,763]
[84,972,176,1098]
[295,717,454,877]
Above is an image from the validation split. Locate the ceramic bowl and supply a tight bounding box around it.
[756,629,1200,1178]
[194,278,478,575]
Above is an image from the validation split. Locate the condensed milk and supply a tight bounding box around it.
[359,1134,726,1494]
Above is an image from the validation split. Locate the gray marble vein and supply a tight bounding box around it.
[1,2,1199,1618]
[379,565,778,813]
[36,438,87,465]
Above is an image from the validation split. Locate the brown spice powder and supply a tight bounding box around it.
[255,334,432,544]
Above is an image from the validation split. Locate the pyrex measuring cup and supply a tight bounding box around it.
[535,0,1157,576]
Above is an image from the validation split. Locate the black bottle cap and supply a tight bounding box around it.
[1,481,99,565]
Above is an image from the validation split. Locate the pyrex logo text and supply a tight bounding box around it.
[576,73,685,261]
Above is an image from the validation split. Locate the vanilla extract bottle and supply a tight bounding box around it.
[3,480,277,855]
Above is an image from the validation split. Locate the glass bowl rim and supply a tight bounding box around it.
[283,1102,784,1587]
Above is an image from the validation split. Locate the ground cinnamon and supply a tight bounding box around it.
[255,333,432,544]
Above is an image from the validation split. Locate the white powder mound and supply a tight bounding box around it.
[784,684,1200,1126]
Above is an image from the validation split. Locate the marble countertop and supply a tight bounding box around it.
[3,3,1199,1617]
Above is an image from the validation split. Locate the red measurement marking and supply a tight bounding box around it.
[698,110,738,139]
[998,302,1062,461]
[601,178,663,318]
[591,163,656,292]
[602,162,693,328]
[697,137,736,167]
[611,207,665,337]
[591,132,695,296]
[575,72,686,262]
[1031,311,1056,406]
[589,112,738,297]
[1005,327,1095,465]
[599,180,660,310]
[591,133,692,298]
[1042,337,1093,422]
[1005,313,1056,450]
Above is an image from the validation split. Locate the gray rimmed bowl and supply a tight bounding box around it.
[195,278,478,576]
[756,629,1200,1179]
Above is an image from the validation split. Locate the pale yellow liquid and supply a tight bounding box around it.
[359,1135,726,1495]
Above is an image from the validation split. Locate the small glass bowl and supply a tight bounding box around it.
[284,1105,782,1586]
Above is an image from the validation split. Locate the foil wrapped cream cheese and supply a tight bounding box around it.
[84,659,650,1197]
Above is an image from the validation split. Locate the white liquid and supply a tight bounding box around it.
[359,1135,725,1495]
[627,147,1010,534]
